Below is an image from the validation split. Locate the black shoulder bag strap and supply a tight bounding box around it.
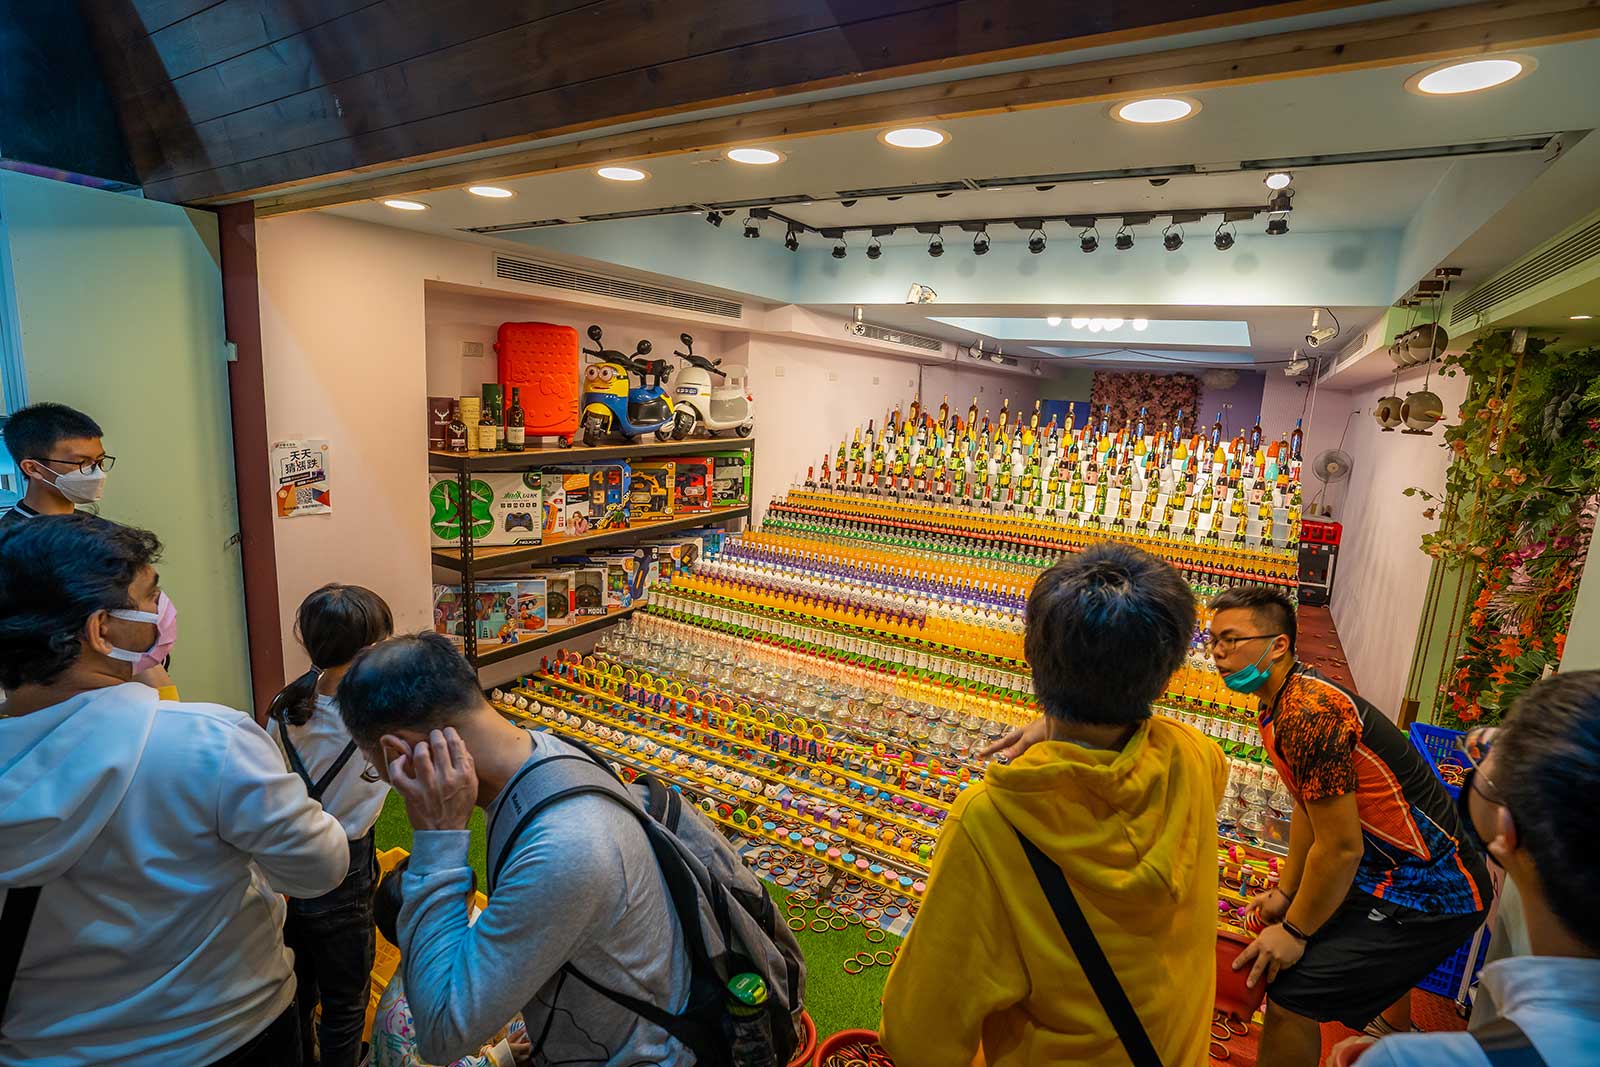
[1015,826,1163,1067]
[275,708,358,803]
[1472,1017,1549,1067]
[0,886,42,1038]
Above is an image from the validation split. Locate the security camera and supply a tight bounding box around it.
[1305,308,1339,348]
[905,283,938,304]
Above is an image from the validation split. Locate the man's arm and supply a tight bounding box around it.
[215,715,348,897]
[1287,793,1364,931]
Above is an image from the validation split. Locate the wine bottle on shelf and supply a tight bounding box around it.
[1250,413,1264,454]
[1290,418,1304,462]
[1210,412,1224,450]
[478,402,500,452]
[447,400,469,453]
[505,387,526,451]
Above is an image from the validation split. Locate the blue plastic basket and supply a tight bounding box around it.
[1416,920,1492,1002]
[1408,721,1468,799]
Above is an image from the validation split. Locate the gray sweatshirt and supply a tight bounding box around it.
[400,732,693,1066]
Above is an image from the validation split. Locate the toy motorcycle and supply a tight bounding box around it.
[671,333,754,438]
[579,325,689,445]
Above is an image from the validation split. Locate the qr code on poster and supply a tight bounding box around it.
[294,487,318,508]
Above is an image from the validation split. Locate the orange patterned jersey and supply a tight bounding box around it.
[1259,667,1490,916]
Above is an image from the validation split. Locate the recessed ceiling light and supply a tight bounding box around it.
[1132,318,1149,331]
[1104,318,1124,330]
[1047,316,1062,327]
[880,127,949,149]
[382,199,428,211]
[1407,56,1533,96]
[1573,314,1595,321]
[466,185,514,198]
[596,165,649,182]
[1111,97,1199,125]
[1264,171,1293,190]
[1071,317,1089,329]
[726,147,784,165]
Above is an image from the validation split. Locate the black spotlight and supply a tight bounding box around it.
[1214,223,1235,251]
[705,210,723,228]
[743,217,760,239]
[866,238,883,260]
[1265,216,1289,236]
[1267,189,1293,214]
[1162,225,1183,252]
[1114,227,1134,251]
[1027,229,1046,254]
[972,230,991,256]
[1079,228,1098,254]
[832,239,848,259]
[784,227,800,252]
[928,233,945,258]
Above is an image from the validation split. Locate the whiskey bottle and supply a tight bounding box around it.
[506,387,527,451]
[447,400,469,453]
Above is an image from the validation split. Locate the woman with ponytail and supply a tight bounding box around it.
[270,583,394,1067]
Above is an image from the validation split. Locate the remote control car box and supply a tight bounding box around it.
[427,473,542,547]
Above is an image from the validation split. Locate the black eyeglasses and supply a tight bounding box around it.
[1456,726,1506,807]
[33,455,115,475]
[1201,632,1282,654]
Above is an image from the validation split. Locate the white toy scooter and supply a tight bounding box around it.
[671,333,754,438]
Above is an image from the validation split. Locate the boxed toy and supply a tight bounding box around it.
[471,581,520,644]
[682,526,727,557]
[427,473,542,547]
[540,473,566,536]
[432,585,468,645]
[708,452,752,507]
[536,568,577,626]
[648,534,706,578]
[509,577,548,634]
[628,461,676,520]
[545,464,631,534]
[571,566,608,616]
[590,548,652,608]
[673,457,713,513]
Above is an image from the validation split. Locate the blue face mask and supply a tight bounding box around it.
[1222,642,1277,694]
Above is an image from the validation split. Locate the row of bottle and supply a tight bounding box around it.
[436,384,529,453]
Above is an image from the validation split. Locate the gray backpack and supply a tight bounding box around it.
[486,733,806,1066]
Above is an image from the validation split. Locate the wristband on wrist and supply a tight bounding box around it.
[1282,920,1311,943]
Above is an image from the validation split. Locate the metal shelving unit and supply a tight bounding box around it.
[428,438,754,669]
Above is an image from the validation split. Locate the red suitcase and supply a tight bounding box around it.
[495,322,582,445]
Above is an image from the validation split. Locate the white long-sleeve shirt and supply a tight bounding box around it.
[282,693,390,839]
[0,683,348,1066]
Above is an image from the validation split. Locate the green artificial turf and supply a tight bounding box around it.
[374,793,895,1039]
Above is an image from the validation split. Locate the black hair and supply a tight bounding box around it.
[1025,542,1195,726]
[1208,585,1297,654]
[1497,671,1600,954]
[373,857,478,947]
[0,514,161,690]
[2,402,103,474]
[337,630,483,747]
[267,584,394,727]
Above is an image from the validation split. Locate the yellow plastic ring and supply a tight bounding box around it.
[855,952,876,966]
[866,928,886,943]
[842,959,864,975]
[830,917,849,931]
[874,950,896,967]
[810,919,829,932]
[787,917,807,932]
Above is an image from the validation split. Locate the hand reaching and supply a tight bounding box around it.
[1249,887,1292,924]
[976,715,1049,763]
[384,728,477,831]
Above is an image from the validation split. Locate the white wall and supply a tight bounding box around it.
[1260,370,1357,515]
[1328,363,1469,712]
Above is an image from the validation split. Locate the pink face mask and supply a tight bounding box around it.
[107,591,179,674]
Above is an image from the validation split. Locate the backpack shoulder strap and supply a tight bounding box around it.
[0,886,42,1037]
[643,774,683,832]
[485,746,635,893]
[1472,1017,1549,1067]
[1015,826,1163,1067]
[275,711,357,803]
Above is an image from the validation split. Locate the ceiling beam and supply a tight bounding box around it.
[252,0,1600,217]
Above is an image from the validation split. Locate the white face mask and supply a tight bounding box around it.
[41,465,107,504]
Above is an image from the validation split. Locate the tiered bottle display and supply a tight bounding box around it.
[494,394,1304,926]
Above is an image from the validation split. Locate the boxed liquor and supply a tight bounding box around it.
[673,457,713,513]
[432,585,468,644]
[427,473,542,547]
[571,566,608,616]
[708,452,751,507]
[427,397,455,450]
[628,461,676,520]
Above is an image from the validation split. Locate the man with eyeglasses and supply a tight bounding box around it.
[1,402,115,527]
[1207,586,1490,1066]
[1328,671,1600,1066]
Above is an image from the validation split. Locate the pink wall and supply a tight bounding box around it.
[1260,371,1357,514]
[1198,371,1267,443]
[1326,363,1468,712]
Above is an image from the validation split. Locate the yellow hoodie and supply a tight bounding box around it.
[881,718,1227,1067]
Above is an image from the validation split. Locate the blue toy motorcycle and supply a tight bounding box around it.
[580,325,689,445]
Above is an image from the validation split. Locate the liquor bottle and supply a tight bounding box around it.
[506,387,527,451]
[1135,406,1147,441]
[1250,413,1264,454]
[938,394,951,426]
[1290,418,1304,462]
[1210,412,1224,450]
[478,402,500,452]
[447,400,469,453]
[482,384,506,450]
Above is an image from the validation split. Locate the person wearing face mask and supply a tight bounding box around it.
[268,584,396,1067]
[0,515,349,1067]
[1326,671,1600,1067]
[0,402,112,525]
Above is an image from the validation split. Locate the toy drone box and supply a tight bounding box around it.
[427,473,542,548]
[471,581,520,643]
[432,585,468,645]
[543,464,631,534]
[628,461,676,520]
[673,457,713,513]
[707,452,752,507]
[571,566,609,617]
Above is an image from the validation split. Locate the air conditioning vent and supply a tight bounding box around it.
[492,255,743,319]
[1452,216,1600,325]
[856,323,943,352]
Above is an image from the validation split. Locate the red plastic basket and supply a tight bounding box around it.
[813,1029,891,1067]
[788,1011,817,1067]
[1215,928,1268,1022]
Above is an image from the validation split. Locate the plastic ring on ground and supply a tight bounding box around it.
[810,919,829,932]
[846,913,863,925]
[861,908,882,921]
[884,906,902,918]
[775,875,794,887]
[842,959,865,975]
[874,950,896,967]
[855,952,877,966]
[829,916,849,931]
[866,928,887,943]
[815,905,835,920]
[787,916,807,932]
